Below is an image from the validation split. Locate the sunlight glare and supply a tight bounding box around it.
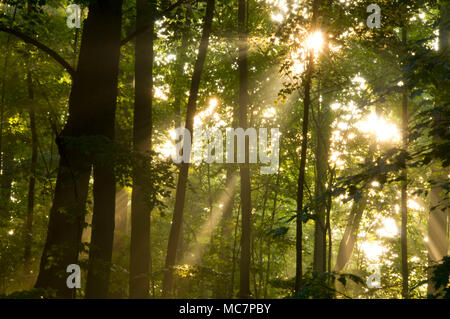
[356,112,400,143]
[305,31,324,55]
[376,217,398,238]
[155,86,168,100]
[360,241,387,262]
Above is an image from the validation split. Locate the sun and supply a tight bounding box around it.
[305,31,324,55]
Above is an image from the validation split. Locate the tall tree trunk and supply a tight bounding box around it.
[162,0,216,296]
[295,0,320,293]
[312,92,330,275]
[129,0,155,299]
[237,0,252,299]
[24,70,38,274]
[400,27,409,299]
[36,0,123,298]
[85,0,123,299]
[0,140,13,221]
[258,181,270,294]
[427,0,449,295]
[326,169,334,274]
[173,9,192,276]
[334,197,367,273]
[173,6,191,128]
[295,62,311,294]
[230,203,241,298]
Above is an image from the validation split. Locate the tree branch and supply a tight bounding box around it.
[0,26,76,77]
[120,0,192,46]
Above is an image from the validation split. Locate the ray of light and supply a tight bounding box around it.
[181,174,239,266]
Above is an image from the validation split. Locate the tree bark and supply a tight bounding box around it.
[427,0,449,295]
[36,0,123,298]
[295,0,320,294]
[312,94,330,275]
[129,0,156,299]
[162,0,216,296]
[334,197,367,273]
[237,0,252,299]
[85,0,123,299]
[24,70,38,274]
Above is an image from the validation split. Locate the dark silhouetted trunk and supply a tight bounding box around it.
[230,204,241,298]
[36,0,123,298]
[295,0,320,293]
[129,0,155,299]
[295,70,311,293]
[312,92,331,275]
[162,0,215,296]
[24,70,37,274]
[0,142,13,220]
[85,0,123,299]
[427,0,449,295]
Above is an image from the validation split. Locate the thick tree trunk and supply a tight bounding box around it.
[85,0,123,299]
[36,0,123,298]
[162,0,215,296]
[24,70,37,274]
[427,0,449,295]
[129,0,155,299]
[237,0,252,299]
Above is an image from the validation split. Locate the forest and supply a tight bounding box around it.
[0,0,448,300]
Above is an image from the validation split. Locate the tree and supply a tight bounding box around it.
[400,27,409,299]
[36,0,123,298]
[427,0,450,295]
[129,0,156,299]
[295,0,320,294]
[23,69,37,275]
[237,0,252,299]
[162,0,216,296]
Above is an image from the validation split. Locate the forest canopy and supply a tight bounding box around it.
[0,0,448,299]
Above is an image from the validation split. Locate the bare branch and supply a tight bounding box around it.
[0,25,76,77]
